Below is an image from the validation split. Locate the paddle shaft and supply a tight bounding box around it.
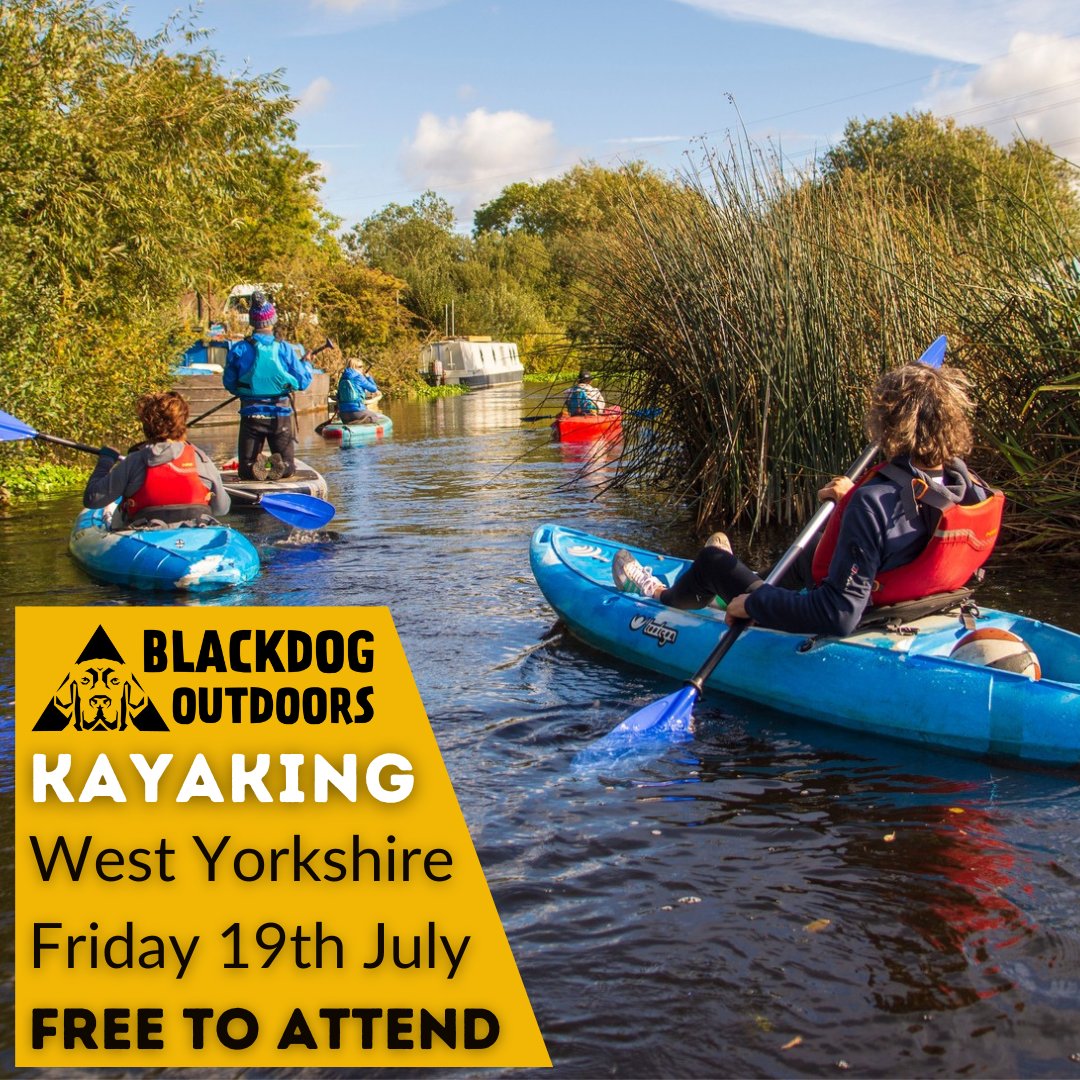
[33,432,102,456]
[687,441,881,692]
[188,396,238,427]
[223,485,260,504]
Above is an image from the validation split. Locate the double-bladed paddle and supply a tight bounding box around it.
[222,485,335,529]
[590,335,948,748]
[0,408,335,529]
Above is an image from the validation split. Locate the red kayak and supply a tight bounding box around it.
[551,406,622,443]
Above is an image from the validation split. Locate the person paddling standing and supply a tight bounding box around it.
[222,291,313,481]
[614,363,1004,636]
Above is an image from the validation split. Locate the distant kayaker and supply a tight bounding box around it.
[613,363,1003,636]
[337,358,380,423]
[83,391,230,529]
[564,370,606,416]
[222,290,313,481]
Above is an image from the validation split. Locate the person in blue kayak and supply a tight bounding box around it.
[336,358,380,423]
[83,391,230,529]
[613,363,1004,637]
[564,370,606,416]
[222,290,312,481]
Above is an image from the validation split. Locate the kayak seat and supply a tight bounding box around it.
[855,588,974,632]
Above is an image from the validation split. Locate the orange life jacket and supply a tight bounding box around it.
[124,443,211,521]
[811,460,1004,607]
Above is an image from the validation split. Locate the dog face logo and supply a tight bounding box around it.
[34,625,168,733]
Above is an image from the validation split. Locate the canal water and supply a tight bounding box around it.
[1,385,1079,1078]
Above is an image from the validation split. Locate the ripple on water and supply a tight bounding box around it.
[2,390,1080,1077]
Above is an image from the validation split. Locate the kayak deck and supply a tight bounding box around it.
[319,414,393,446]
[70,507,260,592]
[552,407,622,443]
[531,524,1080,766]
[218,457,328,503]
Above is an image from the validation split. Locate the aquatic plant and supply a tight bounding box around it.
[571,125,1080,551]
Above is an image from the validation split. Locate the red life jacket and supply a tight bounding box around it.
[811,461,1004,607]
[124,443,211,520]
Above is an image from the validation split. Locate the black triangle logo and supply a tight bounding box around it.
[33,625,168,732]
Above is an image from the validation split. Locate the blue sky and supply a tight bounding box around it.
[125,0,1080,230]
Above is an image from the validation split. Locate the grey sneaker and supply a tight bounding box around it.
[612,548,665,599]
[705,531,733,553]
[268,453,287,482]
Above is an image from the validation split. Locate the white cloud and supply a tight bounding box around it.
[297,76,333,114]
[923,33,1080,155]
[401,107,559,215]
[670,0,1080,64]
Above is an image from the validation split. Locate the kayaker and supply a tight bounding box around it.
[613,363,1003,636]
[83,391,230,529]
[222,290,313,481]
[564,370,606,416]
[337,358,380,423]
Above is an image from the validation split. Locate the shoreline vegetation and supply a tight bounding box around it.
[2,3,1078,554]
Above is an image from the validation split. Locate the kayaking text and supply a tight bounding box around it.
[16,607,549,1068]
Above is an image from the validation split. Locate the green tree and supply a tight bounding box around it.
[0,0,328,452]
[345,192,465,332]
[473,161,673,238]
[310,262,409,355]
[820,112,1080,234]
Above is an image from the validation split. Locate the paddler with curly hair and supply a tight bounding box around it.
[83,391,230,530]
[613,362,1004,636]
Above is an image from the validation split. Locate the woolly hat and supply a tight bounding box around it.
[249,290,277,328]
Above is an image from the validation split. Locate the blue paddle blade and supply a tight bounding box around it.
[571,684,698,771]
[256,492,335,530]
[918,335,947,369]
[0,408,37,442]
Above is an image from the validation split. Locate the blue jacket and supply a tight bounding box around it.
[338,367,379,408]
[223,333,313,416]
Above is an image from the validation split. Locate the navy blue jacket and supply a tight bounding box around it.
[745,458,981,636]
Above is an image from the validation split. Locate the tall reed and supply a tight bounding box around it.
[573,136,1080,550]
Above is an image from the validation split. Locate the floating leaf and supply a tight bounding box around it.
[804,918,831,933]
[781,1036,803,1050]
[883,832,896,842]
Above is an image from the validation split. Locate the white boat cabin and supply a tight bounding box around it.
[419,337,524,389]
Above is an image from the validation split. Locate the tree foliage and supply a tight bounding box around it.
[0,0,328,450]
[821,112,1080,236]
[345,192,465,333]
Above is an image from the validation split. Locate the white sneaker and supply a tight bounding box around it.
[612,549,665,599]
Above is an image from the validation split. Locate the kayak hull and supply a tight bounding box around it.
[552,406,622,442]
[218,457,328,503]
[319,415,393,446]
[70,507,260,592]
[530,524,1080,766]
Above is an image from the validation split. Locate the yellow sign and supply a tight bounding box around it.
[15,607,550,1068]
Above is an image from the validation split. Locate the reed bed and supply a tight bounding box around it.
[572,137,1080,551]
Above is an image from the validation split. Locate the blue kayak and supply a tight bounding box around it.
[319,414,393,446]
[70,507,260,592]
[531,524,1080,767]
